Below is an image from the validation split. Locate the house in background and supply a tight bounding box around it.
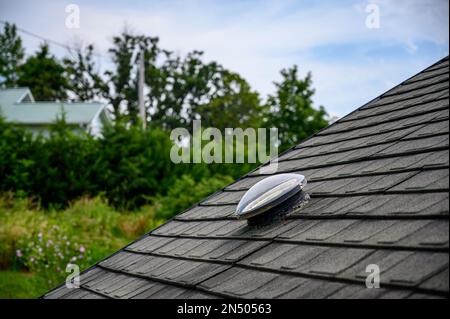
[0,87,110,137]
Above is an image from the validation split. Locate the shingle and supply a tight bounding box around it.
[201,191,245,205]
[242,219,303,239]
[131,284,183,299]
[224,176,266,191]
[299,247,373,276]
[357,154,429,174]
[79,290,108,299]
[62,289,104,299]
[349,91,448,123]
[98,251,143,271]
[198,240,267,261]
[383,252,449,286]
[246,276,306,298]
[385,73,449,97]
[419,268,449,292]
[109,253,230,286]
[244,244,329,271]
[280,280,345,299]
[375,81,448,106]
[400,220,449,247]
[282,220,357,242]
[365,220,430,245]
[376,135,448,156]
[153,238,206,256]
[111,277,156,298]
[176,290,218,299]
[127,236,175,253]
[304,196,367,216]
[330,220,397,243]
[83,271,118,289]
[181,220,246,237]
[177,205,236,220]
[348,193,449,216]
[179,221,214,236]
[405,120,449,139]
[152,220,201,236]
[416,150,449,168]
[145,237,267,262]
[277,219,445,249]
[163,260,229,285]
[341,250,413,281]
[88,273,128,293]
[389,169,449,191]
[44,285,76,299]
[405,66,449,84]
[377,289,413,299]
[346,287,388,299]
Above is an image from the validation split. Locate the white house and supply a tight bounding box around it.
[0,87,110,137]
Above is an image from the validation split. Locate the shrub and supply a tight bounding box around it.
[0,196,164,292]
[155,174,233,219]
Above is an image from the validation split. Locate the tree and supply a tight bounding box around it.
[265,65,328,152]
[17,43,69,101]
[63,44,106,102]
[147,50,223,130]
[0,23,25,87]
[196,70,264,130]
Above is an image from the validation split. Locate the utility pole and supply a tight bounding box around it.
[138,48,146,129]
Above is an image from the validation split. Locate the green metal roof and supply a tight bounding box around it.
[0,88,106,125]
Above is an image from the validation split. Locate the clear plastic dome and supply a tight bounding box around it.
[236,173,307,219]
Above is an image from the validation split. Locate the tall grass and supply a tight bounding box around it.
[0,195,164,298]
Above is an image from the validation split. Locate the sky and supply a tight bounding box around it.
[1,0,449,118]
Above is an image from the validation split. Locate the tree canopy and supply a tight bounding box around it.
[0,23,329,151]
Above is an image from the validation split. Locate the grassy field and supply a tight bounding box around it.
[0,196,164,298]
[0,271,47,298]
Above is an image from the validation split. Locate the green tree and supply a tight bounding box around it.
[17,43,69,101]
[265,65,328,152]
[63,44,107,102]
[0,23,25,87]
[147,50,223,130]
[195,70,264,130]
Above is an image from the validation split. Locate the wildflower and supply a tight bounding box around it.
[79,245,85,253]
[16,250,23,257]
[71,256,77,262]
[38,232,43,240]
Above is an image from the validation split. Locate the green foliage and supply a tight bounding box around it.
[0,22,24,87]
[0,271,46,299]
[98,122,175,209]
[265,65,328,152]
[0,196,164,297]
[63,44,106,102]
[1,24,329,150]
[17,43,69,101]
[0,116,177,209]
[156,174,233,219]
[197,71,264,130]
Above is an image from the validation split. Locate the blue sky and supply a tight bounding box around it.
[1,0,448,118]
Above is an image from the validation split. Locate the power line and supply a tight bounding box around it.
[0,20,109,60]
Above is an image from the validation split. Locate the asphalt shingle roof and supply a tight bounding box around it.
[0,87,105,125]
[44,56,449,299]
